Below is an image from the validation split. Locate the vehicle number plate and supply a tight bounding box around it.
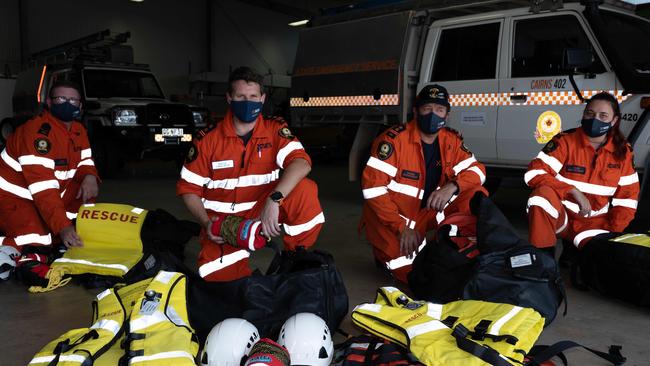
[162,128,183,137]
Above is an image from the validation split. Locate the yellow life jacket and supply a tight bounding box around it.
[30,203,148,293]
[352,287,544,366]
[29,271,199,366]
[610,233,650,248]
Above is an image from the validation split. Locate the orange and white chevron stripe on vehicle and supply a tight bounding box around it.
[451,90,630,107]
[290,94,399,107]
[290,90,630,108]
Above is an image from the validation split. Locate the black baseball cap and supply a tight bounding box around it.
[415,84,450,109]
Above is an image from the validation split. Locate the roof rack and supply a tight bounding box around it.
[27,29,135,68]
[311,0,636,26]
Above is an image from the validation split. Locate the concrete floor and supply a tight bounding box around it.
[1,159,649,366]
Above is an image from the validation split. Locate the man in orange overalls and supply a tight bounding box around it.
[177,67,324,281]
[360,84,487,283]
[0,81,99,283]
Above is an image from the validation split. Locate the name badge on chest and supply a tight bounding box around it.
[212,160,235,170]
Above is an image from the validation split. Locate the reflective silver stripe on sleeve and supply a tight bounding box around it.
[362,186,388,199]
[366,157,398,177]
[452,155,476,175]
[618,173,639,186]
[276,141,304,168]
[536,152,563,173]
[28,179,60,195]
[1,148,21,172]
[556,175,617,196]
[180,166,210,187]
[611,198,638,209]
[18,155,55,169]
[524,169,547,185]
[80,148,92,160]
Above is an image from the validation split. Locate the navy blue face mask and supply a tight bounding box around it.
[417,112,446,134]
[50,101,81,122]
[231,100,263,123]
[581,118,611,137]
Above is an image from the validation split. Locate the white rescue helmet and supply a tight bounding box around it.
[200,318,260,366]
[0,246,20,281]
[277,313,333,366]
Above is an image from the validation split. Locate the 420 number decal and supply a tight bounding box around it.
[622,113,639,122]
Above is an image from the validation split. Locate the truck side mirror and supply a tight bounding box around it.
[563,48,594,70]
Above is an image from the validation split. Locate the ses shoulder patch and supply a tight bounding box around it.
[278,126,294,139]
[34,138,51,155]
[542,139,559,154]
[186,143,198,163]
[377,141,394,160]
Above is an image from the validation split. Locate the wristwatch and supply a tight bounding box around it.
[269,191,284,206]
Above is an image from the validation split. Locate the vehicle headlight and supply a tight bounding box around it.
[113,109,138,125]
[193,110,208,127]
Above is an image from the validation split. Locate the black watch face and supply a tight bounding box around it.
[271,192,283,201]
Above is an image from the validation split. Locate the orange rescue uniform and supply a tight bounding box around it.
[0,111,98,250]
[525,128,639,249]
[176,112,324,282]
[360,121,487,282]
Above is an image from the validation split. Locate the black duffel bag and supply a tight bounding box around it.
[409,194,566,326]
[462,244,566,325]
[188,248,349,342]
[576,232,650,306]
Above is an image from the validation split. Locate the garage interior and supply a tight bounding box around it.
[1,1,650,365]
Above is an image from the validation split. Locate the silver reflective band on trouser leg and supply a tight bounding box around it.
[555,212,568,234]
[198,250,250,278]
[573,229,609,248]
[283,212,325,236]
[527,196,559,219]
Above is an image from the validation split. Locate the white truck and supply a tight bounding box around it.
[290,0,650,198]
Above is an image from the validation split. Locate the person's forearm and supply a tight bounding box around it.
[274,158,311,196]
[182,194,209,226]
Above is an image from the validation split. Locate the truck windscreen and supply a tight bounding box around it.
[587,9,650,92]
[83,69,164,99]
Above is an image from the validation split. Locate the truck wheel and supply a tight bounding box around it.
[93,138,124,178]
[0,118,15,144]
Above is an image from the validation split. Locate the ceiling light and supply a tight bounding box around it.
[289,19,309,27]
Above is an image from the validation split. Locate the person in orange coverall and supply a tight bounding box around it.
[526,92,639,252]
[177,66,324,282]
[0,81,99,283]
[360,84,487,283]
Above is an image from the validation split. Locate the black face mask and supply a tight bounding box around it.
[417,112,446,134]
[581,118,611,137]
[50,102,81,122]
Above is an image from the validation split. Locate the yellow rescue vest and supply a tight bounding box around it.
[30,203,148,293]
[352,287,544,366]
[29,271,199,366]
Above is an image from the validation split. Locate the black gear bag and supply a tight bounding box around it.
[187,247,349,342]
[409,194,565,326]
